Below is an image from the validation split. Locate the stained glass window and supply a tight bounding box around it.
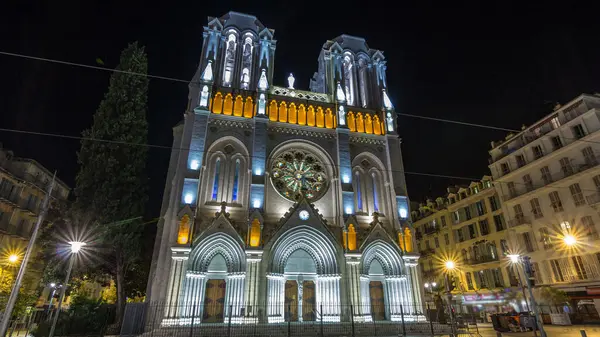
[212,158,220,200]
[355,172,362,211]
[372,173,379,211]
[270,150,328,201]
[232,159,240,202]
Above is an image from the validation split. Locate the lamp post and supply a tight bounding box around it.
[444,260,457,337]
[507,254,546,337]
[48,242,85,337]
[508,254,531,312]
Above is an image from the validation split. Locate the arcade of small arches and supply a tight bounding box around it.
[166,223,423,325]
[205,91,386,136]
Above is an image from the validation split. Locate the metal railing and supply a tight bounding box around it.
[120,303,465,337]
[503,156,600,202]
[508,216,530,228]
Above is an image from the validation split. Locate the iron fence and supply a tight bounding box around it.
[120,302,472,337]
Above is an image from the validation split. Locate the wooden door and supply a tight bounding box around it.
[203,279,226,322]
[369,281,386,321]
[284,280,298,321]
[302,281,316,321]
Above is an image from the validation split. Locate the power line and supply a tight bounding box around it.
[2,50,600,196]
[0,50,522,133]
[0,51,189,84]
[2,125,600,196]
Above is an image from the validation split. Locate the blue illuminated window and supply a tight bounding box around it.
[372,173,379,211]
[212,158,220,200]
[355,172,362,211]
[232,159,240,202]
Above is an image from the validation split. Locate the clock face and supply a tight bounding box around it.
[299,210,309,221]
[270,150,328,202]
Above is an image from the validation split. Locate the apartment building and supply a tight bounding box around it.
[489,93,600,313]
[412,177,518,313]
[0,145,70,290]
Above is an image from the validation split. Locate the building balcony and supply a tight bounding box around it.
[0,191,21,208]
[586,192,600,207]
[420,248,436,257]
[424,227,440,235]
[508,216,530,228]
[467,256,500,265]
[503,157,600,202]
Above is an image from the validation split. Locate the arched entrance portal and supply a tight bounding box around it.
[179,233,246,323]
[360,240,411,322]
[282,249,317,322]
[266,225,340,323]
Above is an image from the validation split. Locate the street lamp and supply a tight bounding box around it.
[443,260,457,336]
[508,254,530,312]
[563,234,577,247]
[48,242,86,337]
[507,254,547,337]
[7,255,18,264]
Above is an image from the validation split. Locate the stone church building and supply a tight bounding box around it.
[147,11,423,324]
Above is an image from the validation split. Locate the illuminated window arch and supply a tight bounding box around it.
[316,107,325,127]
[269,100,278,121]
[347,112,356,131]
[356,113,364,132]
[288,103,297,124]
[232,159,240,202]
[248,218,261,247]
[343,54,356,106]
[212,158,221,200]
[233,95,243,117]
[347,224,357,250]
[278,102,288,122]
[212,92,223,114]
[243,97,253,118]
[365,114,373,134]
[371,172,379,212]
[307,105,316,126]
[373,115,382,135]
[355,171,363,211]
[325,108,334,128]
[358,57,369,108]
[240,37,253,89]
[298,104,306,125]
[223,93,234,115]
[222,33,237,86]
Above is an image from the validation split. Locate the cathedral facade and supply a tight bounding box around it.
[147,11,423,324]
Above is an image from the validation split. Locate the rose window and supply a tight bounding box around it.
[270,150,328,201]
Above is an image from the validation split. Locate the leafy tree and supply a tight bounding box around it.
[535,286,569,306]
[73,42,149,324]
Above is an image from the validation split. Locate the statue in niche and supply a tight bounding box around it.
[258,69,268,90]
[288,73,295,89]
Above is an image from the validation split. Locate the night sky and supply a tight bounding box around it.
[3,0,600,220]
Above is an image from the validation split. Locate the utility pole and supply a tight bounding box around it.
[0,174,55,336]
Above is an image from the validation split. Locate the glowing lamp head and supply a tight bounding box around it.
[432,282,437,287]
[69,241,86,253]
[342,175,350,184]
[399,208,408,219]
[445,260,455,270]
[564,234,577,246]
[8,254,18,263]
[508,254,520,263]
[184,193,193,204]
[424,282,430,288]
[190,160,200,170]
[50,283,56,288]
[345,206,353,215]
[253,199,260,208]
[254,168,262,176]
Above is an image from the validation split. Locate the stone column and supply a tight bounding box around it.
[225,273,246,322]
[359,275,371,321]
[165,247,190,318]
[244,250,263,322]
[267,273,284,323]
